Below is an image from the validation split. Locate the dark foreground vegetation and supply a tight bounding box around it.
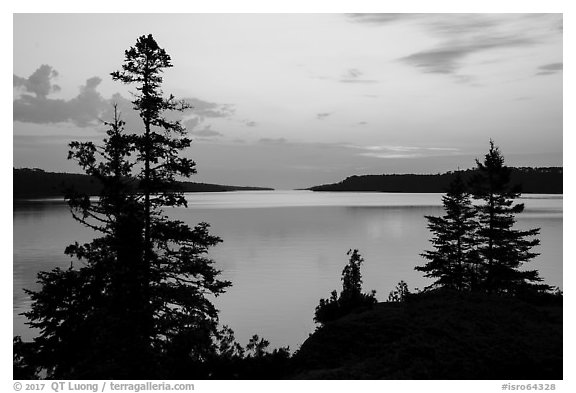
[308,167,562,194]
[15,288,561,380]
[14,168,272,199]
[13,33,562,380]
[294,289,562,379]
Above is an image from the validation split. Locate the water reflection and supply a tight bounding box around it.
[13,191,562,348]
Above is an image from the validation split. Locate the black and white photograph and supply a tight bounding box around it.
[11,8,564,384]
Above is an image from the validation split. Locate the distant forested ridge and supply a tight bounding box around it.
[308,167,562,194]
[14,168,273,199]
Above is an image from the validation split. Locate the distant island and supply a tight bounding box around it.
[308,167,562,194]
[13,168,273,199]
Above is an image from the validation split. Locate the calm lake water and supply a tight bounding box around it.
[13,191,563,350]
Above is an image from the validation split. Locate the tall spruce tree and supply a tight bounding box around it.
[470,140,546,294]
[109,34,231,367]
[18,35,231,378]
[416,173,480,291]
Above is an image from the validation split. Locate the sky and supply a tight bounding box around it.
[13,13,563,189]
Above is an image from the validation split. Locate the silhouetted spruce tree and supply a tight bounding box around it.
[469,140,547,294]
[314,249,376,325]
[109,34,231,369]
[416,173,481,291]
[18,35,231,379]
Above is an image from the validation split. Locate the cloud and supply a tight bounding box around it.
[349,13,560,37]
[357,121,368,126]
[348,13,498,36]
[183,117,200,130]
[13,64,61,98]
[259,137,287,144]
[99,93,144,129]
[347,13,420,25]
[360,152,421,159]
[425,15,500,36]
[14,133,96,147]
[345,68,362,78]
[182,119,223,138]
[312,68,378,84]
[339,68,379,84]
[539,63,563,71]
[401,36,534,74]
[316,112,331,120]
[14,65,234,130]
[187,124,223,138]
[344,144,460,159]
[348,14,562,79]
[151,97,233,135]
[14,67,108,127]
[184,98,235,119]
[535,71,556,76]
[362,145,419,152]
[536,62,563,75]
[340,79,379,84]
[245,121,258,127]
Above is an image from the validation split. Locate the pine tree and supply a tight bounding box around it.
[470,140,546,294]
[416,173,480,291]
[18,35,231,378]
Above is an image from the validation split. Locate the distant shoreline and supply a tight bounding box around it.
[307,167,562,194]
[13,168,273,199]
[13,166,563,198]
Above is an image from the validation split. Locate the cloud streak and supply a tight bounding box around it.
[311,68,379,84]
[184,98,235,119]
[348,13,500,36]
[536,62,563,76]
[347,13,421,25]
[401,36,535,74]
[344,144,460,159]
[183,123,223,138]
[259,137,287,144]
[339,68,379,84]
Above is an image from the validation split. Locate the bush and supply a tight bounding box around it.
[387,280,411,302]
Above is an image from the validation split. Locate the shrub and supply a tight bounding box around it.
[387,280,411,302]
[314,250,377,325]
